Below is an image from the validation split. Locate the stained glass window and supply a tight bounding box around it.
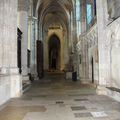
[87,4,92,24]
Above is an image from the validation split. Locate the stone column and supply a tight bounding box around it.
[64,31,69,68]
[71,2,77,73]
[30,19,38,79]
[18,0,30,83]
[44,32,49,71]
[0,0,22,105]
[96,0,111,94]
[80,0,89,82]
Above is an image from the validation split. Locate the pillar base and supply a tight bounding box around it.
[22,75,31,93]
[9,68,22,97]
[22,66,31,84]
[0,67,22,105]
[65,72,72,80]
[22,75,31,84]
[80,78,91,84]
[22,67,28,75]
[10,74,22,98]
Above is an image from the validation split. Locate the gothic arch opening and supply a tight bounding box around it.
[48,34,61,71]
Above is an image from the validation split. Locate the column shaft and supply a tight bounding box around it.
[18,11,28,75]
[0,0,22,105]
[96,0,111,86]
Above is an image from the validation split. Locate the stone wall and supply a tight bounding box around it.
[106,17,120,89]
[87,24,99,84]
[77,24,98,84]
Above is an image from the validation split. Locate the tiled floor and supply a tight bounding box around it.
[0,72,120,120]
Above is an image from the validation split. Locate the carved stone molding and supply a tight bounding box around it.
[76,24,98,53]
[86,25,98,48]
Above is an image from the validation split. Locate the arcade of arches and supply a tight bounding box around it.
[0,0,120,119]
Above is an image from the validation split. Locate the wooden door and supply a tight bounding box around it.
[17,28,22,74]
[37,40,44,78]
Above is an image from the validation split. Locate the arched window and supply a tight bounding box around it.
[86,0,96,29]
[86,4,92,24]
[76,0,81,35]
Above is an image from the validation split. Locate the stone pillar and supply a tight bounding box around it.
[70,12,74,53]
[30,19,38,79]
[0,0,22,105]
[18,0,30,83]
[80,0,89,82]
[64,32,69,68]
[96,0,111,94]
[60,30,65,71]
[71,2,77,73]
[44,32,49,71]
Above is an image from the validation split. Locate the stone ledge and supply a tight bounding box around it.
[0,68,9,75]
[96,85,120,102]
[0,67,19,75]
[107,87,120,93]
[106,87,120,102]
[9,68,19,74]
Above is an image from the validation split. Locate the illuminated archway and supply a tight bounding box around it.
[48,34,61,71]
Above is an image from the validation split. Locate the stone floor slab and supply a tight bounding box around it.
[0,73,120,120]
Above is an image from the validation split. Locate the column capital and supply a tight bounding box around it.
[18,0,30,12]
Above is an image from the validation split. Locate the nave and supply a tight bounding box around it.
[0,73,120,120]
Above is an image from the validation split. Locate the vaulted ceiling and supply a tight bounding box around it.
[35,0,74,31]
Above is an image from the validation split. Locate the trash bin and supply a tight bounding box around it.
[72,72,77,81]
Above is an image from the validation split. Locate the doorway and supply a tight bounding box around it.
[37,40,44,78]
[17,28,22,74]
[48,34,60,71]
[91,57,94,83]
